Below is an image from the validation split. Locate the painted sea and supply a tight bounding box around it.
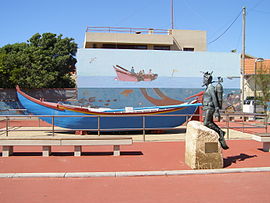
[75,87,240,109]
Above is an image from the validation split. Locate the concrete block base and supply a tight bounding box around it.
[185,121,223,169]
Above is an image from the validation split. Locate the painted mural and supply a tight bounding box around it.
[75,48,241,109]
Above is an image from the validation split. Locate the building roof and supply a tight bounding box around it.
[83,26,207,51]
[244,58,270,75]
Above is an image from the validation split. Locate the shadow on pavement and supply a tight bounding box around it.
[223,153,257,167]
[1,151,143,157]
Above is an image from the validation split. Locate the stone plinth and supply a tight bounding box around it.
[185,121,223,169]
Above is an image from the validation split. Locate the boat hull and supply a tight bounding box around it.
[114,65,158,82]
[114,68,138,81]
[17,89,199,130]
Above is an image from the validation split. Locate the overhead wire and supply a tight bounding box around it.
[251,9,270,15]
[208,10,242,45]
[249,0,265,11]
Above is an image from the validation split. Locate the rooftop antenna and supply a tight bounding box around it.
[171,0,174,29]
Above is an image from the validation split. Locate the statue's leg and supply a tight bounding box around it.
[211,121,229,150]
[204,108,218,132]
[204,109,229,150]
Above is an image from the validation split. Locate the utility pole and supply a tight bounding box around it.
[241,7,246,104]
[171,0,174,29]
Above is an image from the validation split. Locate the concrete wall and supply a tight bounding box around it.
[170,30,207,51]
[84,28,206,51]
[85,32,173,46]
[74,49,241,110]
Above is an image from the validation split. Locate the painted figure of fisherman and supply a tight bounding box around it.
[130,67,135,74]
[202,72,229,150]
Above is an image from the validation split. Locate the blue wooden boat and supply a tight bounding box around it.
[16,86,202,130]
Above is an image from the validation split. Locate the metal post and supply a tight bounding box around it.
[265,114,268,134]
[6,116,9,137]
[171,0,174,29]
[254,60,257,114]
[98,116,100,136]
[143,116,146,142]
[242,112,245,133]
[241,7,246,104]
[52,116,55,136]
[226,113,229,139]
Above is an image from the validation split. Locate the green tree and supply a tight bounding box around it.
[255,64,270,114]
[0,51,9,87]
[0,33,77,88]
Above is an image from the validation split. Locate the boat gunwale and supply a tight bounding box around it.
[57,104,187,115]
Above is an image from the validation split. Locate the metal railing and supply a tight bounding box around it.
[0,114,195,141]
[0,111,268,141]
[86,26,170,35]
[220,112,268,139]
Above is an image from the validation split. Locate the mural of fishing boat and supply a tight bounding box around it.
[113,65,158,82]
[16,86,201,130]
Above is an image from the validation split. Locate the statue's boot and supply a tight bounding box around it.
[218,130,229,150]
[206,123,229,150]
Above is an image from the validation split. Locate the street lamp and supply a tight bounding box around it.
[254,58,264,113]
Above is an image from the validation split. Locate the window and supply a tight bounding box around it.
[154,46,170,50]
[183,47,195,51]
[102,44,147,50]
[102,44,117,49]
[117,44,147,49]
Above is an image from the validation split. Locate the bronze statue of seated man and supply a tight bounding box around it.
[202,72,229,150]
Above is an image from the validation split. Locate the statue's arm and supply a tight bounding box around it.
[210,85,221,120]
[210,86,219,109]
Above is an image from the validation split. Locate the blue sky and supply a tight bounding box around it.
[1,0,269,58]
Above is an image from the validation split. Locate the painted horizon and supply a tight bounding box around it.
[77,76,240,89]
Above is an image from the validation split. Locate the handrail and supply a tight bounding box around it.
[0,112,268,141]
[86,26,170,35]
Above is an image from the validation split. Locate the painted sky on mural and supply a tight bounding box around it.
[0,0,269,59]
[77,49,240,77]
[76,49,240,88]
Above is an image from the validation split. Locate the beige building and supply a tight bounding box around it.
[83,26,207,51]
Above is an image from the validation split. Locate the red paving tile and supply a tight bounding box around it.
[0,120,51,128]
[0,172,270,203]
[0,140,269,173]
[1,127,270,203]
